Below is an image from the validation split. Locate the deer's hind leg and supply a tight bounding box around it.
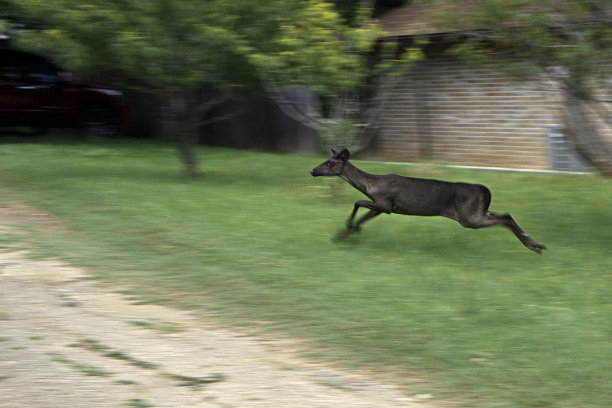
[465,211,546,254]
[450,187,546,254]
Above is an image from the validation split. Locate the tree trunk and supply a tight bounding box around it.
[167,90,200,178]
[178,131,200,178]
[562,87,612,177]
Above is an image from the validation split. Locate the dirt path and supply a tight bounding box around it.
[0,203,439,408]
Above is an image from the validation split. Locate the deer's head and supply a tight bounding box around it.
[310,148,350,177]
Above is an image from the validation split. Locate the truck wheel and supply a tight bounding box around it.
[78,104,118,139]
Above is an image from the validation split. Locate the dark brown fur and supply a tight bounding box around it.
[311,148,545,253]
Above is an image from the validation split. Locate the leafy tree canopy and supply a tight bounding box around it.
[432,0,612,97]
[4,0,380,98]
[1,0,386,176]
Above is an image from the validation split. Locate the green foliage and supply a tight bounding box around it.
[7,1,387,175]
[9,0,379,96]
[11,0,249,87]
[2,137,612,407]
[0,18,9,34]
[245,1,381,96]
[5,1,390,176]
[438,0,612,96]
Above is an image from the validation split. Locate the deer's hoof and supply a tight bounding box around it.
[529,243,546,254]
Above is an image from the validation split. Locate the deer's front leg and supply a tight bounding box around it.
[353,210,382,231]
[334,200,387,241]
[347,200,389,231]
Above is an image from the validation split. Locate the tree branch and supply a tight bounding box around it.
[261,80,324,132]
[197,109,246,127]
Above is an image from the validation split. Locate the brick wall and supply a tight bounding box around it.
[375,58,563,170]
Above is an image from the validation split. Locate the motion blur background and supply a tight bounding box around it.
[1,1,612,407]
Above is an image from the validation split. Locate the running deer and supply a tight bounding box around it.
[310,148,545,253]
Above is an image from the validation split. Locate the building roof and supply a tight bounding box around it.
[375,1,468,37]
[376,1,612,38]
[375,3,435,37]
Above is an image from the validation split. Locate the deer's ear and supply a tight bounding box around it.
[338,148,350,160]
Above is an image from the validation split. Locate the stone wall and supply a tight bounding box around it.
[375,58,563,170]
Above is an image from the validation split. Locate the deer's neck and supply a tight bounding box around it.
[340,161,377,197]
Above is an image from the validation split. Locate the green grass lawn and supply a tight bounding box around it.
[1,136,612,407]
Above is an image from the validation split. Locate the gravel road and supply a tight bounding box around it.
[0,203,440,408]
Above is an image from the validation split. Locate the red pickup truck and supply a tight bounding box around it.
[0,49,127,137]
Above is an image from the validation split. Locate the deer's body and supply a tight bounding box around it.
[311,148,545,254]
